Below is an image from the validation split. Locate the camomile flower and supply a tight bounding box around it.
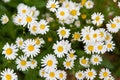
[113,16,120,24]
[39,68,46,78]
[75,20,81,27]
[63,59,74,69]
[94,42,106,54]
[0,14,9,24]
[98,28,106,41]
[28,22,39,35]
[90,54,102,65]
[106,20,119,33]
[62,0,73,9]
[13,14,25,26]
[105,32,113,42]
[105,76,115,80]
[45,69,57,80]
[105,41,115,52]
[17,3,30,15]
[2,43,18,60]
[56,7,69,20]
[57,27,70,39]
[84,42,95,54]
[91,12,104,26]
[34,37,45,46]
[90,30,99,42]
[75,71,85,80]
[22,39,40,58]
[56,70,67,80]
[82,32,92,44]
[80,0,87,6]
[85,68,97,80]
[15,37,24,49]
[79,57,89,67]
[30,6,40,17]
[38,19,49,34]
[46,0,59,12]
[41,54,58,71]
[85,0,94,9]
[29,59,37,69]
[66,50,77,61]
[72,32,81,41]
[1,68,18,80]
[16,55,30,71]
[99,68,111,79]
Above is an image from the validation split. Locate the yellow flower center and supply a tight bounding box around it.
[69,53,74,58]
[20,60,27,66]
[18,18,22,23]
[94,58,99,62]
[31,60,35,64]
[88,45,94,51]
[60,30,66,36]
[60,11,65,16]
[59,73,64,78]
[88,71,93,77]
[70,10,77,16]
[22,9,26,13]
[78,73,83,77]
[32,26,37,32]
[85,34,90,40]
[103,72,108,77]
[26,16,32,22]
[98,45,103,50]
[81,59,87,64]
[73,33,80,40]
[28,45,34,51]
[111,23,116,28]
[35,38,40,45]
[40,24,45,29]
[49,72,55,78]
[107,44,112,48]
[95,16,100,22]
[48,37,53,42]
[57,46,64,52]
[105,35,110,41]
[65,4,69,8]
[19,41,23,46]
[81,14,87,19]
[6,48,13,55]
[66,61,71,66]
[5,74,12,80]
[93,33,97,38]
[51,3,56,8]
[47,60,53,67]
[3,18,8,22]
[88,2,92,6]
[81,0,86,5]
[99,32,104,37]
[42,71,45,76]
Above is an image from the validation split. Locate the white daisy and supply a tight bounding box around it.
[30,6,40,17]
[105,41,115,52]
[57,27,70,39]
[45,69,57,80]
[75,70,85,80]
[85,0,94,9]
[1,68,18,80]
[113,16,120,24]
[99,68,111,79]
[85,68,97,80]
[22,39,40,58]
[105,76,115,80]
[46,0,59,12]
[39,68,46,78]
[56,70,67,80]
[75,20,81,27]
[105,32,113,42]
[2,43,18,60]
[16,55,30,71]
[62,0,73,9]
[34,37,45,46]
[98,28,106,41]
[38,19,49,34]
[72,32,81,41]
[79,57,89,67]
[66,50,77,61]
[63,59,74,69]
[84,42,95,54]
[90,54,102,65]
[29,58,37,69]
[90,30,99,42]
[15,37,24,49]
[0,14,9,24]
[41,54,58,72]
[91,12,104,26]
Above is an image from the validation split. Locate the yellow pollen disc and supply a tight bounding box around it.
[28,45,34,51]
[98,45,103,50]
[49,72,55,78]
[42,71,45,76]
[20,60,27,66]
[73,33,80,40]
[66,61,71,66]
[81,59,87,64]
[88,2,92,6]
[88,72,93,77]
[51,3,56,8]
[105,35,110,40]
[19,41,23,46]
[40,24,45,29]
[78,73,83,77]
[94,58,99,62]
[65,4,69,8]
[60,30,66,36]
[59,73,64,78]
[95,16,100,22]
[47,60,53,67]
[88,45,94,51]
[48,37,53,42]
[70,10,77,16]
[4,18,8,22]
[57,46,63,52]
[60,11,65,16]
[81,0,86,5]
[86,34,90,40]
[35,38,40,45]
[93,33,97,38]
[103,72,108,77]
[107,44,112,48]
[5,74,12,80]
[81,14,87,19]
[6,48,12,55]
[111,23,116,28]
[69,53,74,58]
[26,16,32,22]
[22,9,26,13]
[18,18,22,23]
[31,60,35,64]
[99,32,104,37]
[32,26,37,32]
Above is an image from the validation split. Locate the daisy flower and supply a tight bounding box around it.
[113,16,120,24]
[39,68,46,78]
[91,12,104,26]
[46,0,59,12]
[57,27,70,39]
[72,32,81,41]
[80,0,87,6]
[105,32,113,42]
[84,42,95,54]
[41,54,58,71]
[66,50,77,61]
[106,20,119,33]
[62,0,73,9]
[56,70,67,80]
[34,37,45,46]
[22,39,40,58]
[2,43,18,60]
[90,30,99,42]
[45,69,57,80]
[75,20,81,27]
[85,68,97,80]
[15,37,24,49]
[90,54,102,65]
[85,0,94,9]
[56,7,69,20]
[105,41,115,52]
[75,71,85,80]
[0,14,9,24]
[99,68,111,79]
[30,6,40,17]
[63,59,74,69]
[79,57,89,67]
[29,59,37,69]
[98,28,106,41]
[1,68,18,80]
[38,19,49,34]
[16,55,30,71]
[105,76,115,80]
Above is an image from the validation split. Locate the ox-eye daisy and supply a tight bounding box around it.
[72,32,81,41]
[63,59,74,69]
[0,14,9,24]
[90,54,102,65]
[66,50,77,61]
[85,0,94,9]
[15,37,24,49]
[105,41,115,52]
[2,43,18,60]
[75,70,85,80]
[79,57,89,67]
[45,69,57,80]
[29,22,39,35]
[1,68,18,80]
[99,68,111,79]
[39,68,46,78]
[84,42,95,54]
[29,58,37,69]
[34,37,45,46]
[56,70,67,80]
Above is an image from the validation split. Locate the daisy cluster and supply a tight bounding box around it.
[0,0,120,80]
